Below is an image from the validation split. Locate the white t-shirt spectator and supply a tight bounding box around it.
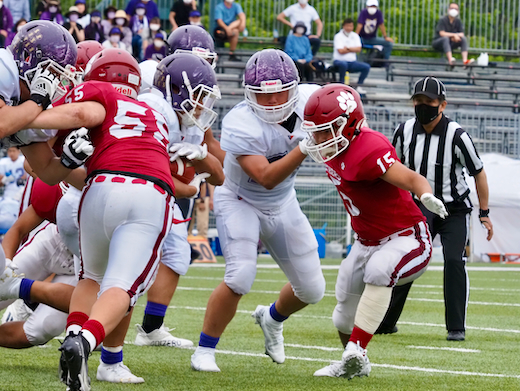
[282,3,319,35]
[333,30,362,62]
[0,154,25,200]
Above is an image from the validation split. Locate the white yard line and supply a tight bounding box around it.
[407,345,480,353]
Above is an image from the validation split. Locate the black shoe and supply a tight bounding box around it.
[228,54,241,62]
[374,326,398,335]
[447,330,465,341]
[59,332,91,391]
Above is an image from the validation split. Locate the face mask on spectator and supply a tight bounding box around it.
[49,6,58,13]
[108,11,116,19]
[299,0,308,4]
[295,27,305,35]
[367,7,377,15]
[150,23,160,31]
[69,14,79,22]
[110,35,120,43]
[136,8,146,16]
[154,39,164,48]
[343,30,351,37]
[0,2,3,9]
[116,18,125,25]
[183,0,192,4]
[448,8,458,18]
[92,16,101,23]
[225,0,234,3]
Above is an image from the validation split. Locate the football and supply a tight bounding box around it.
[170,157,196,184]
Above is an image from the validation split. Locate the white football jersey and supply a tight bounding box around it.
[220,84,320,208]
[138,88,181,146]
[181,124,204,146]
[0,48,20,106]
[0,154,25,199]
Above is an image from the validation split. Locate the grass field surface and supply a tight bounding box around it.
[0,257,519,390]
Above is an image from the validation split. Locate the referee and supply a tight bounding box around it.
[376,76,493,341]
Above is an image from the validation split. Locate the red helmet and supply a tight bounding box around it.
[302,84,367,163]
[84,48,141,98]
[76,40,104,72]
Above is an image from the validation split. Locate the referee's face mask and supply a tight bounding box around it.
[413,97,446,125]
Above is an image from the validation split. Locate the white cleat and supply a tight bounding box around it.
[0,265,22,301]
[191,346,221,372]
[96,361,145,384]
[341,341,371,379]
[252,305,285,364]
[313,361,346,377]
[1,299,33,324]
[134,324,194,348]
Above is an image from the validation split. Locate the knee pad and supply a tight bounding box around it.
[224,263,256,295]
[333,302,356,335]
[293,273,325,304]
[222,239,258,296]
[24,307,67,345]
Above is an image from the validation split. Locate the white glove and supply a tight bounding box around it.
[29,68,60,109]
[420,193,448,219]
[298,137,311,156]
[188,173,211,199]
[169,142,208,161]
[61,127,94,169]
[1,174,15,185]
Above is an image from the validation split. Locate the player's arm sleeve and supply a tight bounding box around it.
[453,129,483,176]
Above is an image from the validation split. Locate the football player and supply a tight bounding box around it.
[191,49,326,372]
[300,84,447,379]
[24,48,175,391]
[134,53,224,348]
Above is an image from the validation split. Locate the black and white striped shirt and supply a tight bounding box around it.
[392,114,483,205]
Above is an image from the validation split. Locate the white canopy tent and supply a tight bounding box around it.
[467,153,520,262]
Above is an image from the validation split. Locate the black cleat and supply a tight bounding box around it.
[447,330,465,341]
[59,332,91,391]
[374,326,398,335]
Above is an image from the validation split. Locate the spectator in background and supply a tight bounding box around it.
[169,0,196,31]
[144,32,166,61]
[35,0,49,17]
[101,5,117,36]
[356,0,393,62]
[148,16,166,41]
[125,0,159,19]
[284,21,313,82]
[333,18,370,95]
[74,0,90,28]
[4,0,30,26]
[130,2,149,61]
[102,26,128,52]
[64,6,85,43]
[40,0,64,25]
[432,2,473,65]
[188,182,213,239]
[0,147,26,232]
[189,10,204,28]
[85,10,104,42]
[214,0,246,61]
[0,1,13,48]
[276,0,323,56]
[113,9,133,54]
[6,17,26,46]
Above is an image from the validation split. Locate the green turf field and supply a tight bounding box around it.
[1,257,519,390]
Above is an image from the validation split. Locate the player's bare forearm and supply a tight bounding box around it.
[65,167,87,191]
[21,143,72,186]
[382,161,433,197]
[204,128,226,165]
[2,206,44,259]
[25,101,106,131]
[0,100,43,139]
[191,152,225,186]
[237,146,306,190]
[172,177,197,199]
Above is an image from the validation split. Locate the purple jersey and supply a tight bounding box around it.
[357,9,384,39]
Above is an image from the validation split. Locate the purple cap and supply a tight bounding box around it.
[189,10,201,17]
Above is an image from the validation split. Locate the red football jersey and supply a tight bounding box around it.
[326,128,425,241]
[59,81,174,192]
[30,178,67,223]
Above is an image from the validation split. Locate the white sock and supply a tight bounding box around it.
[81,329,98,352]
[66,325,82,335]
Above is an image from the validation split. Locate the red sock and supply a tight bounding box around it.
[349,326,373,349]
[66,312,89,329]
[82,319,106,348]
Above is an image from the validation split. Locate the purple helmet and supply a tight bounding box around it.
[154,53,221,132]
[167,25,217,68]
[9,21,78,99]
[243,49,300,124]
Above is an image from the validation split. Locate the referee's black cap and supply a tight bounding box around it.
[411,76,447,100]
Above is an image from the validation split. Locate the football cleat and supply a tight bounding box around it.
[252,305,285,364]
[340,341,371,379]
[0,265,23,301]
[59,332,91,391]
[447,330,465,341]
[313,361,346,377]
[134,324,194,347]
[1,299,33,324]
[96,361,145,383]
[191,346,220,372]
